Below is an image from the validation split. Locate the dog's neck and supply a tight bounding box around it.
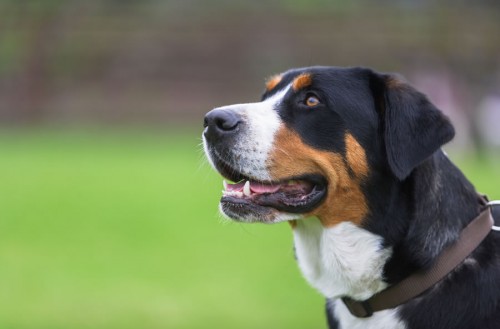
[293,218,392,300]
[382,151,481,282]
[292,150,481,300]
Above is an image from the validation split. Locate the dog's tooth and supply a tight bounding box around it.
[243,180,251,196]
[223,180,228,190]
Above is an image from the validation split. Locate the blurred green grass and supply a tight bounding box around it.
[0,128,325,329]
[0,128,498,329]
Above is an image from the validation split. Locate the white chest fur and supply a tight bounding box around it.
[293,218,391,299]
[293,218,406,329]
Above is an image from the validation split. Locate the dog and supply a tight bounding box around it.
[202,66,500,329]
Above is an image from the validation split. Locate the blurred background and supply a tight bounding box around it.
[1,1,499,328]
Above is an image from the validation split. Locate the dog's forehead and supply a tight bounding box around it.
[263,66,365,100]
[263,68,315,98]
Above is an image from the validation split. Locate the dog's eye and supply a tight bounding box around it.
[305,95,320,107]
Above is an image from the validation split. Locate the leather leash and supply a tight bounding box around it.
[342,198,496,318]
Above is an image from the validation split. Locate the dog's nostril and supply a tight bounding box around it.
[204,109,242,138]
[215,116,239,131]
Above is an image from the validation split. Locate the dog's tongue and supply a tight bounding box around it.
[226,181,246,192]
[250,182,282,194]
[225,180,282,194]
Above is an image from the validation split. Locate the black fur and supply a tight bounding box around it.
[264,67,500,329]
[382,79,456,180]
[325,299,340,329]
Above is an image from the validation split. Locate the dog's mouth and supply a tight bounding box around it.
[212,153,327,221]
[222,176,326,213]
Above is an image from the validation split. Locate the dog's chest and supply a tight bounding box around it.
[292,218,391,299]
[292,218,406,329]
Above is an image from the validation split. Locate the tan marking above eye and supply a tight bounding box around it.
[265,74,282,91]
[267,127,370,228]
[292,73,312,91]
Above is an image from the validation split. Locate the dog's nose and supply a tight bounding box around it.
[203,108,242,141]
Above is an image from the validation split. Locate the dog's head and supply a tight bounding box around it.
[202,66,454,226]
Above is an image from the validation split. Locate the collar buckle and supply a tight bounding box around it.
[487,200,500,231]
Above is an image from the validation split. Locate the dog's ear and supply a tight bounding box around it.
[371,73,455,180]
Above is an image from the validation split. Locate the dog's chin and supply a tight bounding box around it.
[219,201,302,224]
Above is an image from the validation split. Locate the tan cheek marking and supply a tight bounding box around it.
[289,220,298,229]
[265,74,282,92]
[292,73,312,91]
[267,127,368,228]
[345,133,369,178]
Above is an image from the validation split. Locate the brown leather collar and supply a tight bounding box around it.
[342,200,495,318]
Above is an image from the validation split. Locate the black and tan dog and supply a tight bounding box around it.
[202,66,500,329]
